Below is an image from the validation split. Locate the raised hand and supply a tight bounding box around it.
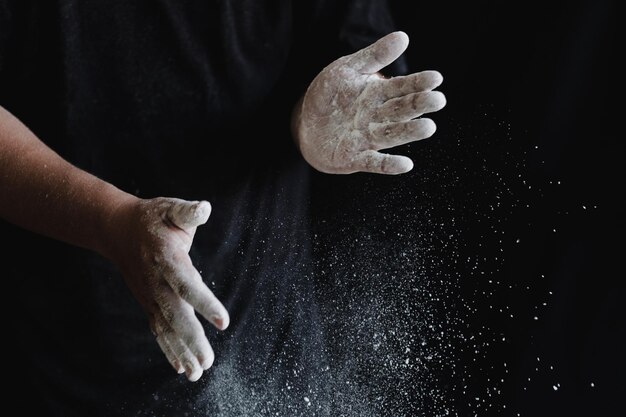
[294,31,446,175]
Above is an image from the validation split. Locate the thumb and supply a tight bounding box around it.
[166,200,211,230]
[346,31,409,74]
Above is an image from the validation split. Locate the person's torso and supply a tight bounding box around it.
[0,1,400,414]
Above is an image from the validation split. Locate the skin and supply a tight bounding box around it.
[293,31,446,174]
[0,31,444,383]
[110,197,229,381]
[0,107,228,382]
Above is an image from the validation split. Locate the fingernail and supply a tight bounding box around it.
[197,354,206,370]
[197,354,209,370]
[199,351,215,370]
[210,315,224,329]
[195,201,211,219]
[173,360,184,374]
[185,363,202,382]
[184,362,193,377]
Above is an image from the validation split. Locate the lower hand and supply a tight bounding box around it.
[106,197,229,382]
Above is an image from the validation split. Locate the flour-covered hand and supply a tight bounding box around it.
[293,31,446,175]
[107,197,229,382]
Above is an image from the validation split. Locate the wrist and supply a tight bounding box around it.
[94,183,141,261]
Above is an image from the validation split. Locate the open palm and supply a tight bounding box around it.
[295,31,446,175]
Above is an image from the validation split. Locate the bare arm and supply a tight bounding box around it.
[0,105,229,382]
[0,105,134,257]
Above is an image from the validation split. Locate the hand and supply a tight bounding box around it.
[106,197,229,382]
[294,31,446,175]
[0,107,227,381]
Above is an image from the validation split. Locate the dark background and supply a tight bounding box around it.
[312,0,622,415]
[3,1,621,415]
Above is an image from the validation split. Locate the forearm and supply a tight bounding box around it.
[0,105,137,257]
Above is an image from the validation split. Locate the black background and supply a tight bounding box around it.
[3,1,622,415]
[312,1,622,415]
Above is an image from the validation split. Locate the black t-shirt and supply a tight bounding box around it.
[0,1,402,415]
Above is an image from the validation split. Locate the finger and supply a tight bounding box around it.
[160,328,203,382]
[377,70,443,100]
[374,91,446,122]
[164,257,230,331]
[346,31,409,74]
[351,150,413,175]
[370,118,436,150]
[155,333,184,374]
[158,291,215,370]
[166,200,211,230]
